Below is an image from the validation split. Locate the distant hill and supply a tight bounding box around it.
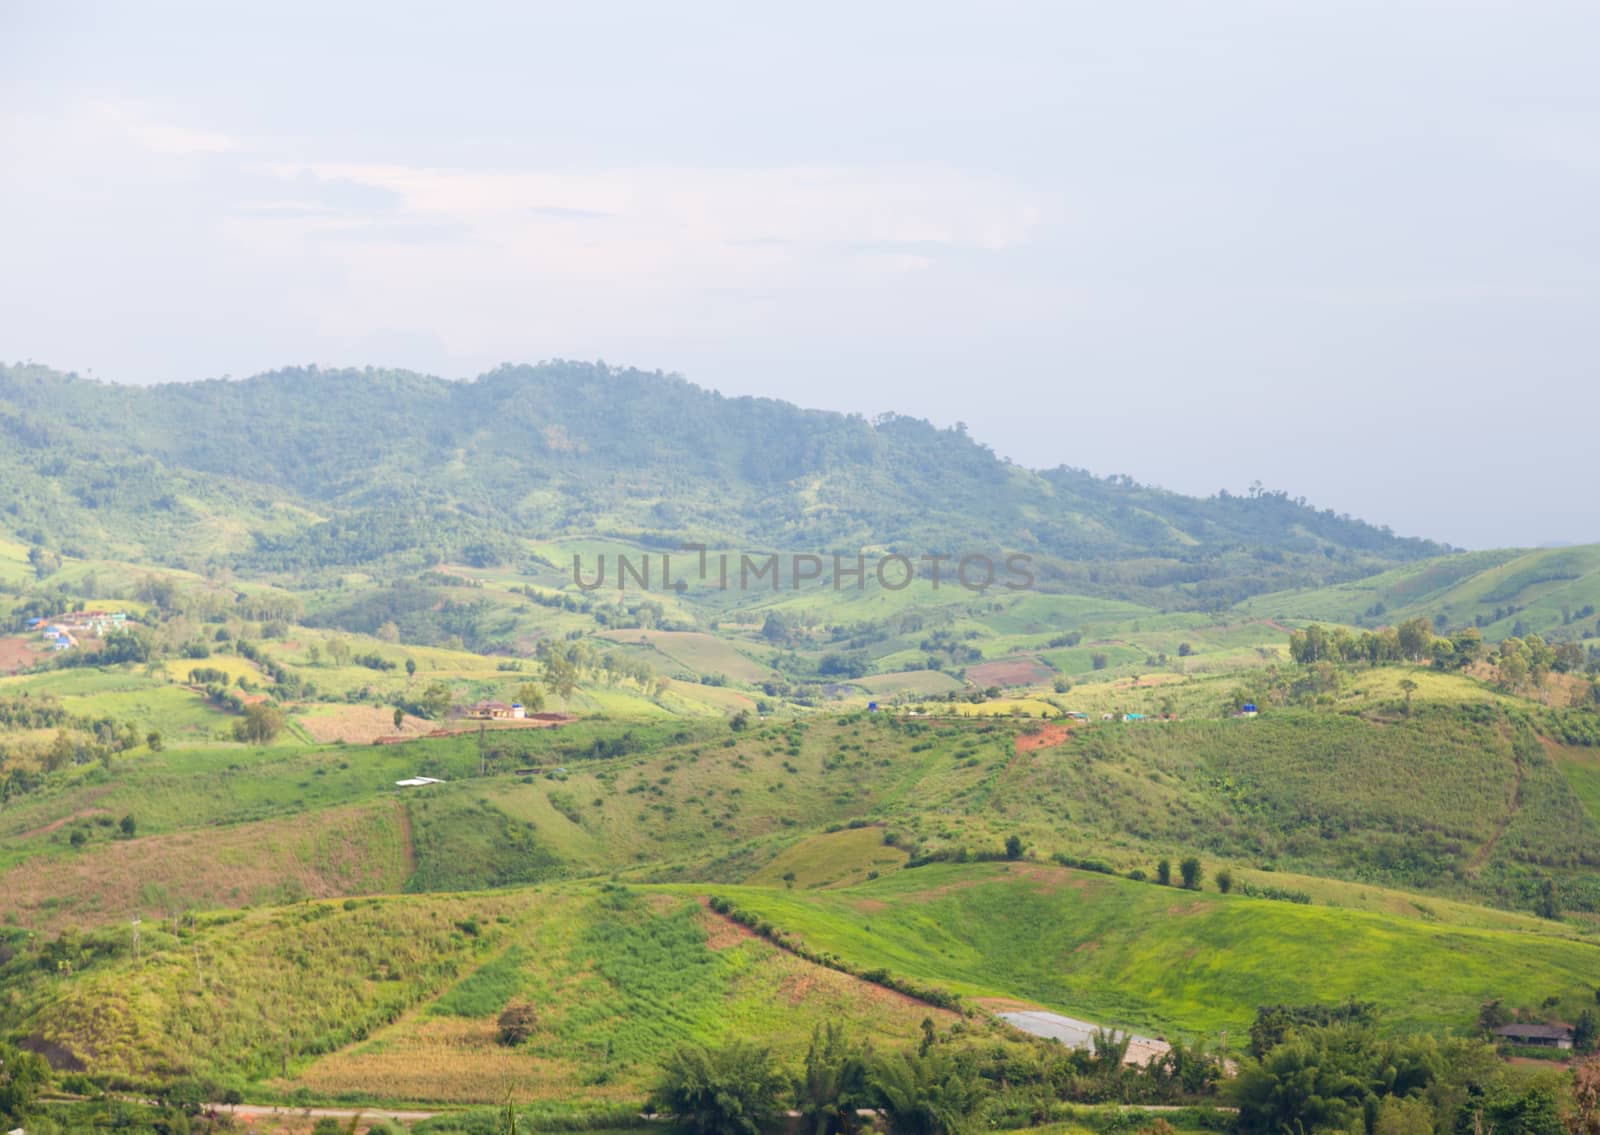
[1242,545,1600,642]
[0,361,1443,606]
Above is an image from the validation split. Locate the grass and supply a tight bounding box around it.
[1241,546,1600,642]
[744,826,909,889]
[1,801,411,934]
[6,884,952,1103]
[681,862,1600,1039]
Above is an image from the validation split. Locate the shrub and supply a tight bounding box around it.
[653,1041,788,1135]
[497,1001,538,1046]
[1179,857,1203,890]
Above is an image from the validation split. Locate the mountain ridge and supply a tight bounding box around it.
[0,360,1444,606]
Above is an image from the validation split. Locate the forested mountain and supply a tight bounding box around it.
[0,361,1442,605]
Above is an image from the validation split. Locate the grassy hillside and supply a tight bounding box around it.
[698,863,1600,1038]
[12,867,1600,1104]
[1243,545,1600,643]
[7,686,1600,934]
[5,885,954,1102]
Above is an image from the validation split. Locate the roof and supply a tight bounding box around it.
[1493,1024,1573,1040]
[472,700,510,710]
[395,776,445,787]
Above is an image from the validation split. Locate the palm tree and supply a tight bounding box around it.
[798,1023,871,1135]
[869,1047,982,1135]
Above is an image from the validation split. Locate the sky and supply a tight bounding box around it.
[2,1,1597,550]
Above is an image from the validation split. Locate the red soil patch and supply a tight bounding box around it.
[0,636,40,674]
[1016,722,1074,753]
[968,654,1054,688]
[698,898,762,949]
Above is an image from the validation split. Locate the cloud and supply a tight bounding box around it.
[89,98,238,154]
[259,160,1046,258]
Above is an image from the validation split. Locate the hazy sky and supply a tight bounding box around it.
[3,2,1597,550]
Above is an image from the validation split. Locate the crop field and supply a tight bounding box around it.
[595,630,771,684]
[852,669,964,698]
[968,655,1055,688]
[0,801,411,934]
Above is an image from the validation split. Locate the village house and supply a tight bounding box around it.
[1493,1024,1574,1050]
[463,700,528,721]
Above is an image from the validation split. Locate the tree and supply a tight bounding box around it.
[393,707,405,731]
[869,1046,983,1135]
[1179,857,1203,890]
[762,612,793,645]
[327,638,353,667]
[653,1041,789,1135]
[1536,877,1561,920]
[146,731,163,752]
[418,681,454,720]
[1399,678,1418,714]
[798,1022,871,1135]
[119,813,137,838]
[1230,1030,1371,1135]
[405,657,417,678]
[1397,618,1434,663]
[1570,1057,1600,1135]
[1576,1009,1599,1055]
[1178,642,1193,657]
[0,1040,50,1123]
[1156,858,1172,886]
[497,1001,538,1046]
[234,702,286,744]
[543,655,579,703]
[27,545,61,580]
[1478,999,1512,1032]
[1216,868,1233,894]
[1004,834,1024,860]
[515,683,546,714]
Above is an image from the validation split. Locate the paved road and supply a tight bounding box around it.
[997,1009,1171,1065]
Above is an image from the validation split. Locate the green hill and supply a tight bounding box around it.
[1242,545,1600,642]
[0,362,1441,606]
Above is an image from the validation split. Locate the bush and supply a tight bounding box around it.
[1216,869,1233,894]
[497,1001,538,1046]
[653,1041,788,1135]
[1179,857,1203,890]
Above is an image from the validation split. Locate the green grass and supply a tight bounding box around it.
[1242,545,1600,642]
[681,862,1600,1038]
[432,945,529,1017]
